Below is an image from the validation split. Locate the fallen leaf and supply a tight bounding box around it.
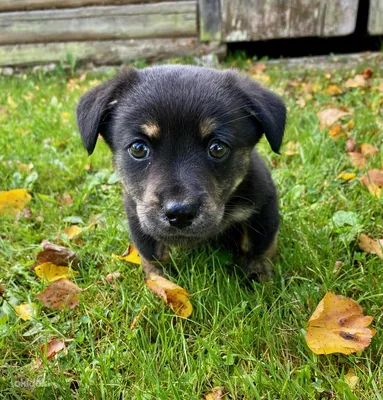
[348,152,366,170]
[41,338,65,359]
[36,278,80,310]
[60,193,73,206]
[362,68,373,80]
[14,303,37,321]
[337,172,356,182]
[344,369,359,390]
[345,75,366,88]
[345,138,356,153]
[33,240,79,269]
[0,189,32,217]
[146,273,192,318]
[360,169,383,198]
[358,234,383,258]
[325,85,342,96]
[63,225,82,240]
[249,63,266,73]
[105,272,122,284]
[113,244,141,265]
[7,96,17,108]
[328,124,346,139]
[317,108,353,130]
[204,386,226,400]
[130,305,147,330]
[306,292,376,355]
[0,284,5,295]
[34,262,79,283]
[360,143,379,158]
[284,141,299,156]
[296,97,306,108]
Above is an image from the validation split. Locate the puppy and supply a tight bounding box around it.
[76,65,286,280]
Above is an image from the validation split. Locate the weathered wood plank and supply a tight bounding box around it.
[368,0,383,35]
[0,2,197,45]
[198,0,221,41]
[0,0,188,12]
[322,0,359,36]
[221,0,359,42]
[0,38,226,66]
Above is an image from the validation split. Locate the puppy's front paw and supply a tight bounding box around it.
[141,257,165,279]
[244,258,274,281]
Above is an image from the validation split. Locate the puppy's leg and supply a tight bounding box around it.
[127,213,169,278]
[229,197,279,281]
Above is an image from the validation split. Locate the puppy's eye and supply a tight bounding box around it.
[129,141,150,160]
[208,140,229,159]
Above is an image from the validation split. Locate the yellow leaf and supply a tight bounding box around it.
[7,96,17,108]
[63,225,82,240]
[306,292,376,355]
[325,85,342,96]
[14,303,37,321]
[344,369,359,390]
[358,234,383,258]
[146,273,193,318]
[284,141,299,156]
[113,244,141,265]
[337,172,356,182]
[204,386,226,400]
[61,111,70,122]
[0,189,32,216]
[34,262,79,282]
[328,124,346,139]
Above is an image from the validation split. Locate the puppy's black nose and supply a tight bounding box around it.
[164,201,199,229]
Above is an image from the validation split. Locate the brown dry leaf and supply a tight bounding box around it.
[360,169,383,198]
[130,305,148,330]
[345,138,356,153]
[146,273,193,318]
[204,386,227,400]
[296,97,306,109]
[345,75,366,88]
[36,278,80,310]
[358,234,383,258]
[14,303,37,321]
[60,193,73,206]
[284,141,299,156]
[362,68,373,80]
[348,152,366,170]
[325,85,342,96]
[0,284,5,295]
[360,143,379,158]
[378,82,383,92]
[41,338,66,359]
[0,189,32,217]
[34,262,79,283]
[33,240,79,269]
[63,225,82,240]
[113,244,141,265]
[306,292,376,355]
[105,272,122,284]
[249,63,266,73]
[337,172,356,182]
[317,108,353,130]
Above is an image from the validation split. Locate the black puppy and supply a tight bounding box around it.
[77,65,286,279]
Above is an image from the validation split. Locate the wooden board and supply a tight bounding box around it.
[221,0,359,42]
[0,0,185,11]
[368,0,383,35]
[199,0,221,41]
[0,2,196,45]
[0,38,226,66]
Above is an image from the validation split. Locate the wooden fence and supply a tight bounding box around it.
[0,0,382,67]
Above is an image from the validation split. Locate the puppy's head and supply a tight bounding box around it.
[77,66,286,244]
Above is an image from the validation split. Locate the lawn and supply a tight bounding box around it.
[0,54,382,399]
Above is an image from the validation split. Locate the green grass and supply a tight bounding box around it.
[0,56,382,399]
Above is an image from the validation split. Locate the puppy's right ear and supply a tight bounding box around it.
[76,68,138,155]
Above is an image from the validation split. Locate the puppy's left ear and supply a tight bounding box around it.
[233,73,286,153]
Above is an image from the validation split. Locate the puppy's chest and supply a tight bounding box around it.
[219,202,255,231]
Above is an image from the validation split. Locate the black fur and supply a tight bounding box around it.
[76,65,286,279]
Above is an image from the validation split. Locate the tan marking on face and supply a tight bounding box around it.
[200,117,217,138]
[141,122,160,138]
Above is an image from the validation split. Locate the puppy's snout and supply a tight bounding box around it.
[163,200,200,229]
